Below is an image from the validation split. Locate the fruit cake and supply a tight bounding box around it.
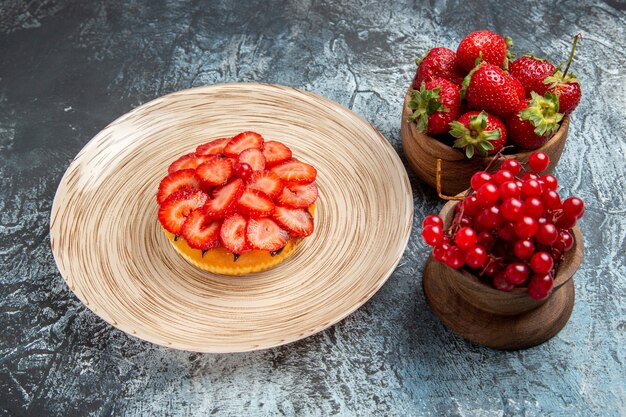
[156,131,318,275]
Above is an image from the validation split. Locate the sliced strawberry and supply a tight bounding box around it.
[276,182,318,208]
[246,218,289,251]
[223,131,264,158]
[247,170,284,199]
[168,153,211,174]
[157,169,202,204]
[237,188,275,218]
[204,178,244,218]
[270,159,317,184]
[238,148,266,171]
[273,206,314,237]
[220,213,249,254]
[196,156,233,186]
[262,141,292,167]
[196,138,230,156]
[158,190,208,235]
[181,208,222,250]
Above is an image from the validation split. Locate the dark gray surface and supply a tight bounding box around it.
[1,1,625,416]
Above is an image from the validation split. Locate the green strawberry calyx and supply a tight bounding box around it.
[408,82,449,133]
[504,35,515,70]
[460,62,484,100]
[543,70,579,88]
[450,110,501,159]
[519,92,564,138]
[415,49,432,67]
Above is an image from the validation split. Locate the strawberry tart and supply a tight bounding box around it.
[156,131,318,275]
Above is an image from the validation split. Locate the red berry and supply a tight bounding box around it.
[509,55,556,97]
[422,214,444,229]
[456,30,508,71]
[555,214,577,229]
[497,222,517,241]
[483,260,502,278]
[521,179,543,198]
[410,78,462,135]
[455,227,478,250]
[523,197,544,218]
[559,230,574,251]
[540,174,558,191]
[471,171,492,191]
[530,251,554,274]
[422,225,444,246]
[527,273,554,300]
[513,239,535,260]
[501,160,522,176]
[433,242,451,262]
[233,162,253,181]
[528,152,550,172]
[494,169,514,185]
[563,197,585,219]
[453,214,473,228]
[499,181,521,200]
[520,172,539,182]
[461,195,482,217]
[514,216,538,238]
[493,270,514,291]
[466,245,488,268]
[501,198,524,221]
[477,183,500,207]
[475,206,502,231]
[504,262,530,285]
[536,223,559,245]
[542,190,562,210]
[465,64,521,118]
[444,246,466,269]
[413,47,465,87]
[477,231,495,249]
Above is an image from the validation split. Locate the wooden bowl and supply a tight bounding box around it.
[401,87,570,196]
[423,199,584,350]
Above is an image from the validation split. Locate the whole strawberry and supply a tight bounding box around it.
[509,55,556,97]
[413,47,466,88]
[456,30,513,71]
[450,110,507,158]
[409,79,461,135]
[506,92,564,150]
[463,63,521,118]
[536,34,583,114]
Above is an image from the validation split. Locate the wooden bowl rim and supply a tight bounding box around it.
[438,198,583,297]
[402,86,571,162]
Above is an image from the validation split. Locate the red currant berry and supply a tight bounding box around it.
[477,183,500,207]
[536,217,548,225]
[466,245,488,268]
[520,172,539,182]
[233,162,253,181]
[513,239,535,260]
[433,242,451,262]
[482,261,502,278]
[523,197,544,218]
[504,262,530,285]
[421,225,444,246]
[499,181,521,200]
[500,159,522,176]
[542,190,562,210]
[422,214,443,228]
[501,198,524,221]
[521,179,543,198]
[528,152,550,172]
[529,251,554,274]
[563,197,585,219]
[494,169,514,185]
[514,216,538,239]
[470,171,492,191]
[475,206,502,231]
[455,227,478,250]
[555,213,577,229]
[493,270,514,291]
[477,231,495,249]
[559,230,574,251]
[497,222,517,241]
[461,195,481,217]
[540,174,558,191]
[536,223,559,245]
[453,214,473,228]
[527,273,554,300]
[444,246,466,269]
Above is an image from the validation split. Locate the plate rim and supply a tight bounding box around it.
[50,82,414,352]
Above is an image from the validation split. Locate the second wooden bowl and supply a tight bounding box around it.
[400,87,570,196]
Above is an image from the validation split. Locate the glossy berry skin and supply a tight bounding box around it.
[422,214,443,228]
[433,242,451,262]
[500,181,521,200]
[542,190,562,210]
[456,30,508,71]
[504,262,530,285]
[413,47,466,87]
[444,246,466,269]
[513,239,535,260]
[465,245,488,268]
[493,270,514,291]
[537,80,581,114]
[475,206,502,231]
[233,162,253,181]
[527,273,554,300]
[509,56,556,97]
[563,197,585,219]
[460,195,481,216]
[421,225,444,246]
[493,169,514,185]
[556,214,577,229]
[455,227,478,250]
[501,159,522,176]
[465,64,521,118]
[470,171,492,190]
[497,222,517,241]
[523,197,544,218]
[501,198,524,221]
[521,179,543,198]
[559,230,574,251]
[508,74,526,102]
[536,223,559,245]
[530,251,554,274]
[528,152,550,172]
[540,174,558,191]
[514,216,538,238]
[409,78,461,135]
[477,183,500,207]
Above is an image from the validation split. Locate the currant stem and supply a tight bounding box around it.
[563,33,582,78]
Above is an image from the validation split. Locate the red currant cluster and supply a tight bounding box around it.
[421,152,584,300]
